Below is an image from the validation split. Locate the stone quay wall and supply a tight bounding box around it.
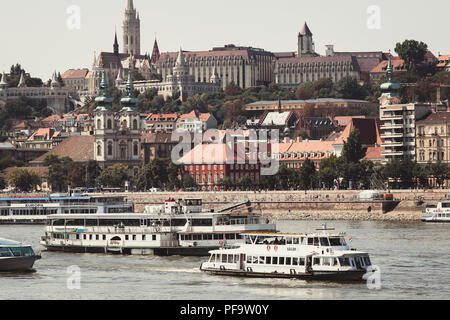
[114,189,450,222]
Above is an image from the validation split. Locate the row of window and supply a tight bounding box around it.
[180,233,243,241]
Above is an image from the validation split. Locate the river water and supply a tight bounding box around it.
[0,220,448,300]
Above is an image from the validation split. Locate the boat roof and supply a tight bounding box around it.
[244,232,346,237]
[0,238,29,247]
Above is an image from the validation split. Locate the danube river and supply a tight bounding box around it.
[0,220,448,300]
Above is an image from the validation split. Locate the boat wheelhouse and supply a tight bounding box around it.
[200,228,373,281]
[421,201,450,222]
[40,199,277,256]
[0,238,41,272]
[0,193,133,224]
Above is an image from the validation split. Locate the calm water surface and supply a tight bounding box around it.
[0,220,449,300]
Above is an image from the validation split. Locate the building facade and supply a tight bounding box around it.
[0,71,71,114]
[93,71,142,175]
[416,112,450,164]
[157,44,276,90]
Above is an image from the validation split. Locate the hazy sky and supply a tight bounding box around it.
[1,0,449,81]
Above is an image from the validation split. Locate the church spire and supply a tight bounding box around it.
[95,71,113,110]
[151,39,160,65]
[113,31,119,55]
[120,70,138,111]
[127,0,134,10]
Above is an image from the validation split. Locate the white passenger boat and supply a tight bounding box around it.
[0,238,41,272]
[421,201,450,222]
[40,198,277,256]
[0,193,133,224]
[200,227,373,281]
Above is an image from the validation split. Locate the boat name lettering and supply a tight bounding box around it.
[287,247,296,251]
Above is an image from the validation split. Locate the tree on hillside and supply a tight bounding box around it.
[98,163,130,189]
[395,40,428,73]
[9,169,41,192]
[341,128,365,163]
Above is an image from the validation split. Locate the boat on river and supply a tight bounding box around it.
[200,226,372,281]
[0,238,41,272]
[40,198,277,256]
[0,193,133,224]
[421,201,450,222]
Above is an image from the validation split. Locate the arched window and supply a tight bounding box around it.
[97,144,102,156]
[133,142,139,156]
[97,119,101,129]
[108,142,113,156]
[107,119,112,129]
[133,119,138,130]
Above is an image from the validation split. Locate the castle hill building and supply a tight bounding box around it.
[0,71,71,114]
[157,44,275,91]
[119,48,222,101]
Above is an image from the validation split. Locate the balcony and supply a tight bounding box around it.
[381,114,403,120]
[380,132,403,139]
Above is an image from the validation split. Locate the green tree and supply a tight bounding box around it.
[299,158,317,190]
[395,40,428,73]
[342,128,365,163]
[9,169,41,192]
[98,163,130,188]
[182,172,197,189]
[0,176,6,190]
[428,162,450,188]
[318,155,339,189]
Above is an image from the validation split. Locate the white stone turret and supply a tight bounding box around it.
[17,71,27,88]
[0,71,7,89]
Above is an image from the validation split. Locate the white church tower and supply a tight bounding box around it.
[123,0,141,55]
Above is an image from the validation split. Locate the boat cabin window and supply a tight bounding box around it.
[279,257,285,265]
[9,246,35,257]
[299,257,305,266]
[221,254,227,263]
[441,202,450,208]
[313,257,320,265]
[258,256,264,264]
[339,257,351,266]
[320,237,330,246]
[292,257,298,265]
[265,257,271,264]
[272,257,278,264]
[293,237,300,245]
[286,237,293,244]
[0,248,12,257]
[286,257,291,265]
[329,237,345,246]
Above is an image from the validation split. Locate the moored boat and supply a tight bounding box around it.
[40,198,277,256]
[421,201,450,222]
[200,226,373,281]
[0,238,41,272]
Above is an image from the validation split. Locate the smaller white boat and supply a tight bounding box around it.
[0,238,41,272]
[200,226,373,281]
[421,201,450,222]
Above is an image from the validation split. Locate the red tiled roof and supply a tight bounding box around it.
[417,111,450,124]
[437,55,450,68]
[61,69,89,79]
[370,57,405,73]
[28,128,58,141]
[363,147,385,161]
[334,117,381,146]
[32,135,94,163]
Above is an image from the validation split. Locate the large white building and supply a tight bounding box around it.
[0,71,71,114]
[378,58,431,161]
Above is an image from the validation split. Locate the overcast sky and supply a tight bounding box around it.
[1,0,449,81]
